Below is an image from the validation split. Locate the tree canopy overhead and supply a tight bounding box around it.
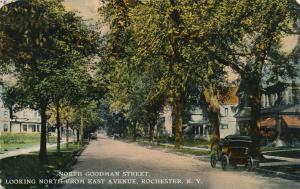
[0,0,101,161]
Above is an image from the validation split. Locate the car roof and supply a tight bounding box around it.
[224,135,252,141]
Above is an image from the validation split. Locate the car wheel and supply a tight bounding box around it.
[210,153,217,168]
[221,155,229,170]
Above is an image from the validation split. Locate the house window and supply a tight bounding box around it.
[293,89,299,104]
[23,124,28,132]
[4,111,8,118]
[37,124,40,132]
[3,124,8,132]
[288,90,293,104]
[265,95,269,107]
[225,108,228,117]
[221,124,229,129]
[29,125,36,132]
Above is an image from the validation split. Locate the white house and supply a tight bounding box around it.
[219,104,239,138]
[235,37,300,142]
[0,80,41,133]
[186,87,239,139]
[159,105,173,136]
[0,84,10,132]
[159,87,239,139]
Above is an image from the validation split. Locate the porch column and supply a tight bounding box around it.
[276,115,282,138]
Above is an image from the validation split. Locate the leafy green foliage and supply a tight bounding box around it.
[99,0,165,141]
[0,0,100,161]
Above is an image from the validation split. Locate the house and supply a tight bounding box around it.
[235,39,300,144]
[0,83,10,132]
[159,105,173,137]
[0,80,41,133]
[185,87,239,139]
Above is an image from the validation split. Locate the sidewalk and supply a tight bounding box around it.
[160,143,211,151]
[0,140,67,160]
[260,155,300,166]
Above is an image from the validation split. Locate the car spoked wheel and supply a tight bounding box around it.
[221,155,229,170]
[210,153,217,168]
[246,157,253,171]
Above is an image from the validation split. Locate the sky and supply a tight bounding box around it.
[63,0,99,22]
[1,0,100,22]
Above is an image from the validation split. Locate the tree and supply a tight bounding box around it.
[182,0,297,151]
[0,0,99,161]
[129,0,220,148]
[99,0,166,142]
[47,58,92,152]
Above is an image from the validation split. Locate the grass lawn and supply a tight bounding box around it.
[182,137,210,148]
[167,146,210,156]
[0,143,83,189]
[0,133,56,153]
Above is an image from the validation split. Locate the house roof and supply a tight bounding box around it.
[282,116,300,129]
[220,87,239,105]
[258,118,276,128]
[189,120,209,126]
[261,104,300,114]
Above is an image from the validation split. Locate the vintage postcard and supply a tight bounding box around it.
[0,0,300,189]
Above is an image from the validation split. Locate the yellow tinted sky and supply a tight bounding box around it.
[63,0,99,22]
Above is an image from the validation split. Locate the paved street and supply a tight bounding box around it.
[61,135,300,189]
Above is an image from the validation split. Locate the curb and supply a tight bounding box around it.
[63,143,88,171]
[256,167,300,182]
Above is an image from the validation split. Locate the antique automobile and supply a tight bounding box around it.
[210,135,259,171]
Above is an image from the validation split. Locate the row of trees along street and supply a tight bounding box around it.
[98,0,300,154]
[0,0,102,162]
[1,0,300,162]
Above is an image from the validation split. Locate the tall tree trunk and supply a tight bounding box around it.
[249,78,262,156]
[149,124,155,142]
[76,129,80,143]
[9,107,13,132]
[56,102,61,153]
[66,120,69,148]
[80,110,84,144]
[208,108,220,149]
[173,96,183,148]
[133,121,137,142]
[201,88,220,150]
[39,104,47,162]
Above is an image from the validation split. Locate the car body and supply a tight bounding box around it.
[89,132,98,140]
[210,135,259,171]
